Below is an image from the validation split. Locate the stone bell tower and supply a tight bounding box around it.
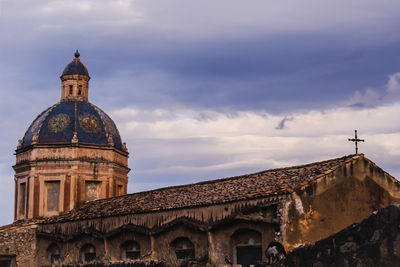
[13,51,130,220]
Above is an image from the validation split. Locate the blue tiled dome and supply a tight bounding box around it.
[61,51,89,77]
[22,101,123,150]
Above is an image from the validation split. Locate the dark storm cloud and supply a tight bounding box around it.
[0,0,400,114]
[89,36,400,113]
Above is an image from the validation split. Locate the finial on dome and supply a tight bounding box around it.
[74,50,80,58]
[72,132,79,143]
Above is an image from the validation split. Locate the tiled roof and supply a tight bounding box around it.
[41,154,359,224]
[61,57,89,77]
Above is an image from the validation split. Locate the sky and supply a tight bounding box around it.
[1,0,400,225]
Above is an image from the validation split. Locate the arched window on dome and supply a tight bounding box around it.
[80,244,96,263]
[47,243,61,264]
[171,237,195,260]
[121,240,140,260]
[69,85,73,95]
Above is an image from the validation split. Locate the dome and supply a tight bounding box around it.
[61,50,90,77]
[21,100,124,150]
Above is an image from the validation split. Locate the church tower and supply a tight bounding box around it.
[13,51,130,220]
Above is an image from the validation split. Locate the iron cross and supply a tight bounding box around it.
[348,130,364,154]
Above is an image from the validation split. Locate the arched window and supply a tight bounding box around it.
[69,85,73,95]
[231,228,262,267]
[121,240,140,260]
[80,244,96,263]
[171,237,195,260]
[47,243,61,264]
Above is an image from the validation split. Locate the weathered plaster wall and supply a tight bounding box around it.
[210,221,275,264]
[0,224,36,266]
[37,234,105,265]
[284,156,400,250]
[34,203,280,265]
[286,203,400,267]
[107,231,151,260]
[154,224,208,259]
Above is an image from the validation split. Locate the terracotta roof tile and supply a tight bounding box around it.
[42,154,357,223]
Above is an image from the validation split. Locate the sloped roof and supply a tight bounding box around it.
[41,154,359,224]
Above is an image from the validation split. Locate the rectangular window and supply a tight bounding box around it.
[46,181,60,212]
[69,85,73,94]
[78,85,82,95]
[19,183,26,215]
[85,181,101,201]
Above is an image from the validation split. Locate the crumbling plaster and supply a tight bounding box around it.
[283,156,400,250]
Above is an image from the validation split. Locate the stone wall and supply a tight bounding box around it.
[0,224,37,266]
[286,204,400,267]
[43,261,167,267]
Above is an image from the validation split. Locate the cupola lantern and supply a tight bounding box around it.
[60,50,91,101]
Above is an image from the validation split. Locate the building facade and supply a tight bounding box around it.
[0,54,400,267]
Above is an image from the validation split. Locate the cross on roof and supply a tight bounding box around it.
[348,130,364,154]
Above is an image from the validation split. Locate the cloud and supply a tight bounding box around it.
[110,102,400,199]
[1,0,400,116]
[384,72,400,100]
[276,116,293,130]
[347,72,400,108]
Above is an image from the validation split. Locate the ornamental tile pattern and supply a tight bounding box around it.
[93,105,123,149]
[40,101,75,144]
[21,101,123,150]
[48,113,70,133]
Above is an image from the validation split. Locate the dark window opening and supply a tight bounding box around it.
[171,237,195,260]
[0,256,15,267]
[0,260,10,267]
[237,246,262,267]
[69,85,73,94]
[118,185,123,196]
[80,244,96,263]
[47,243,61,264]
[231,228,262,267]
[78,85,82,95]
[121,240,140,260]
